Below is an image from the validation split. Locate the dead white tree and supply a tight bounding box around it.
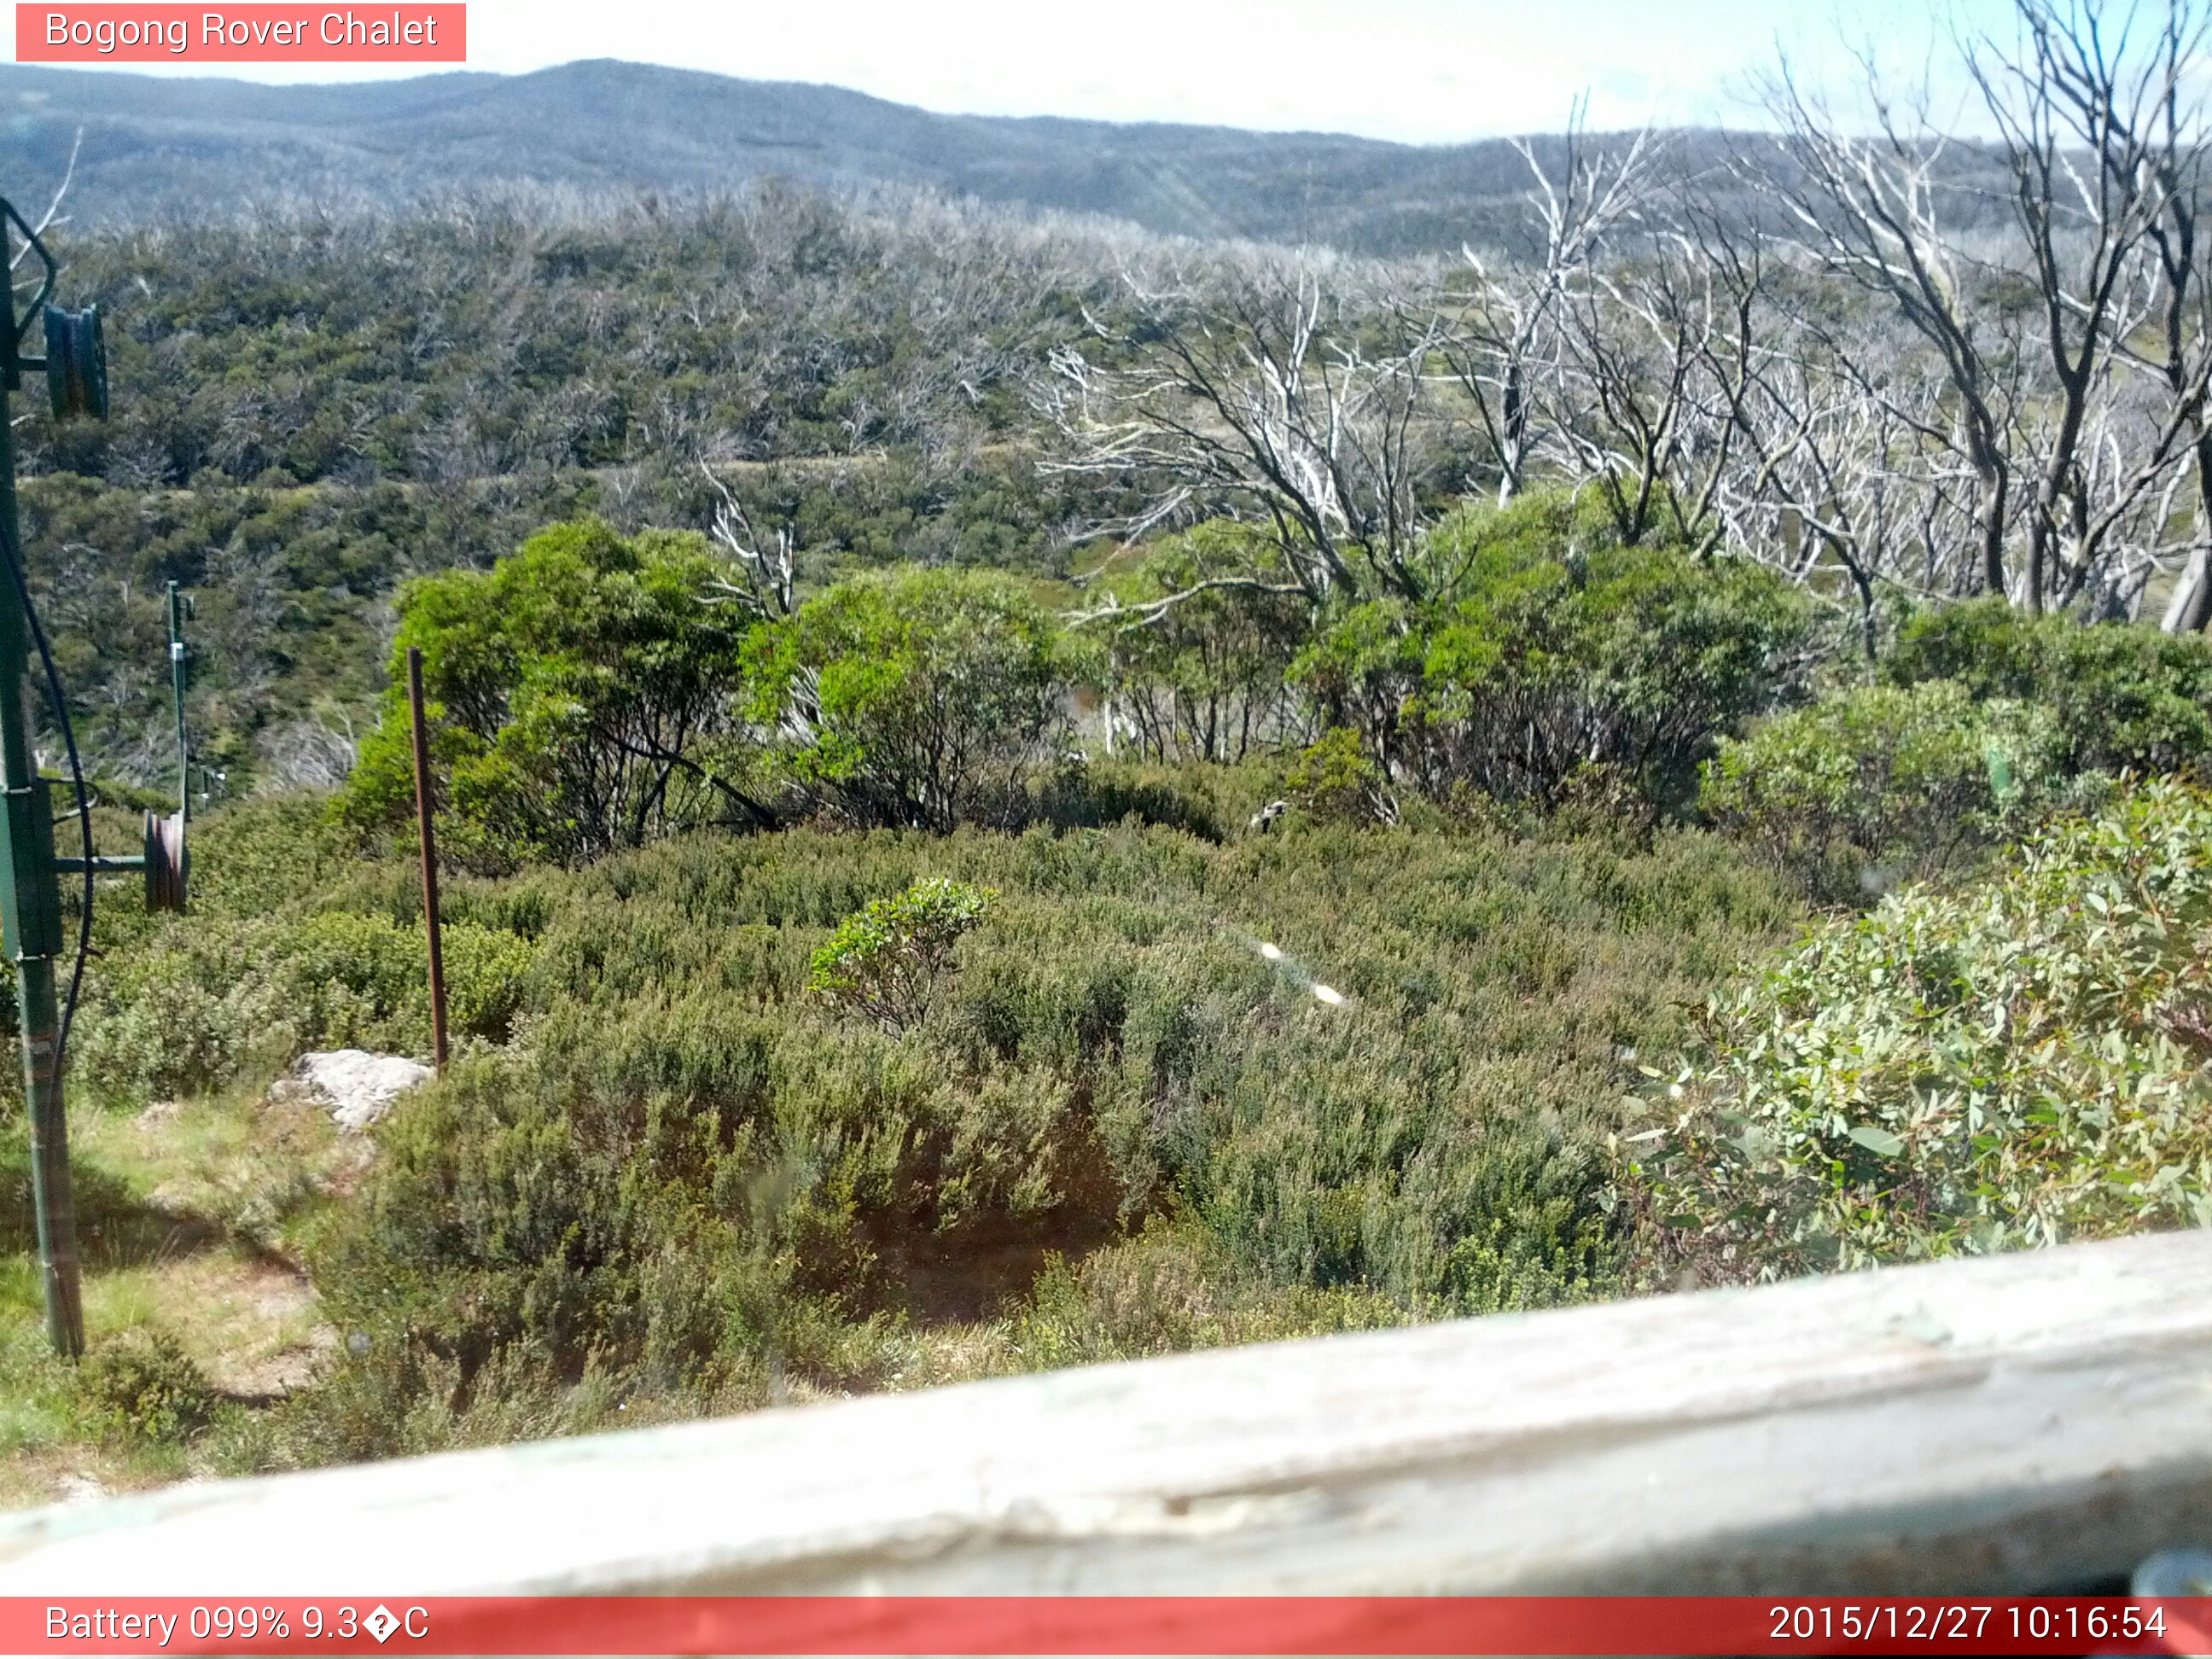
[1043,257,1447,605]
[1756,54,2024,604]
[1551,214,1755,549]
[1435,111,1662,506]
[2035,0,2212,632]
[6,128,79,282]
[8,131,82,432]
[1714,299,1989,651]
[1965,0,2212,613]
[260,706,362,792]
[698,463,797,620]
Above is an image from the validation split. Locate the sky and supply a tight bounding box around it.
[6,0,2028,144]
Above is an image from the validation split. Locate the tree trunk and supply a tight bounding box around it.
[1978,467,2011,606]
[1496,362,1527,508]
[2163,434,2212,634]
[2163,544,2212,633]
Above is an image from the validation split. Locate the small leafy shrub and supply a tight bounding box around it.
[1630,778,2212,1283]
[1284,728,1394,825]
[73,812,541,1102]
[443,923,538,1045]
[275,911,424,1043]
[275,912,534,1052]
[1009,1221,1400,1369]
[1885,598,2212,777]
[1699,680,2086,899]
[75,929,294,1103]
[78,1329,217,1443]
[808,877,998,1035]
[1539,760,1665,844]
[1033,755,1277,842]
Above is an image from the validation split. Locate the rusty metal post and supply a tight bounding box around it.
[406,647,449,1074]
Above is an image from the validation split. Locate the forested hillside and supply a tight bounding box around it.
[16,189,1127,788]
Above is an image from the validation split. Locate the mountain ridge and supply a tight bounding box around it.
[2,57,1697,252]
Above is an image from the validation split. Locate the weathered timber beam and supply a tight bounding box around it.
[0,1229,2205,1595]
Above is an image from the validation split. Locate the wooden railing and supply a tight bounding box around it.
[0,1228,2205,1596]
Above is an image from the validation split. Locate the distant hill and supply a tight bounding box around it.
[0,58,1732,253]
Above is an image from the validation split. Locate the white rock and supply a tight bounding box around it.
[282,1051,434,1132]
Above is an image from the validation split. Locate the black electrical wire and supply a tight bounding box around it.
[0,498,94,1068]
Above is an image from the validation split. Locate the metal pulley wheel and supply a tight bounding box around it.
[143,809,186,913]
[44,304,107,422]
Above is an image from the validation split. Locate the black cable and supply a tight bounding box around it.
[0,500,94,1068]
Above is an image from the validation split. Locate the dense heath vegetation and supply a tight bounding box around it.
[10,0,2212,1488]
[54,790,1794,1464]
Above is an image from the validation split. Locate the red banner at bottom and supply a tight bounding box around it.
[7,1597,2212,1656]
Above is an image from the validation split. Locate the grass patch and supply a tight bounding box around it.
[0,1086,341,1507]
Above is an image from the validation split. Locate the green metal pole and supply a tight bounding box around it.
[0,362,84,1359]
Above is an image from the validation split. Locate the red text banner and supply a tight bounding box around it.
[4,1596,2210,1657]
[16,6,464,62]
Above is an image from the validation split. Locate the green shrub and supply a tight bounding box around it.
[1092,523,1311,765]
[184,795,361,916]
[746,568,1073,831]
[1884,598,2212,777]
[1883,598,2046,701]
[808,877,999,1036]
[69,800,542,1102]
[75,928,294,1103]
[79,1329,217,1443]
[1414,528,1808,810]
[1699,680,2087,898]
[272,911,536,1053]
[1630,777,2212,1283]
[1009,1221,1400,1368]
[1031,755,1279,842]
[1284,728,1394,824]
[276,911,423,1043]
[338,520,767,869]
[444,923,538,1045]
[1288,599,1427,778]
[1292,491,1811,812]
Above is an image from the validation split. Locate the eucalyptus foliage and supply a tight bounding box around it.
[1698,680,2090,899]
[1884,597,2212,778]
[340,521,767,868]
[1278,492,1813,808]
[1091,523,1312,765]
[1630,778,2212,1280]
[746,568,1072,831]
